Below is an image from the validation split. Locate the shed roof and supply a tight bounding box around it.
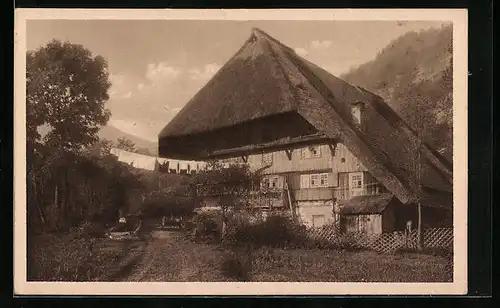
[339,193,395,215]
[158,28,453,206]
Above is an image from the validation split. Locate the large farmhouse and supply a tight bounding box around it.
[157,28,453,232]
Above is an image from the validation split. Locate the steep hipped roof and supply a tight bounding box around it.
[158,28,453,206]
[160,29,298,136]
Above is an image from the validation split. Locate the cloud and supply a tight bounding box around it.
[171,107,182,114]
[146,62,182,84]
[189,63,221,81]
[109,73,126,87]
[108,73,137,100]
[106,62,222,142]
[311,40,332,50]
[294,48,309,56]
[293,40,334,58]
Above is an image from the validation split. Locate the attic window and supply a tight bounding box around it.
[351,102,365,126]
[300,146,321,159]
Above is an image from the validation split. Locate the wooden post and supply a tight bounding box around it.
[417,202,423,250]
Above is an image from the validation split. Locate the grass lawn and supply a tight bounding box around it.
[119,231,453,282]
[247,247,453,282]
[27,233,145,281]
[27,230,453,283]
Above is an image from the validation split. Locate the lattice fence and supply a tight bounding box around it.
[306,226,453,253]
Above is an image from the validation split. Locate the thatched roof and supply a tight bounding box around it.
[339,193,395,215]
[158,28,453,206]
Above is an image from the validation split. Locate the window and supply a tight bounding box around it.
[310,174,319,187]
[300,146,321,159]
[270,176,280,189]
[261,178,270,189]
[300,148,308,159]
[300,174,310,189]
[320,173,329,186]
[310,146,321,158]
[262,153,273,165]
[312,215,326,228]
[351,102,364,125]
[351,106,361,124]
[303,173,329,188]
[349,172,363,189]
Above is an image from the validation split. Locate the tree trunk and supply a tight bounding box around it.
[30,172,46,225]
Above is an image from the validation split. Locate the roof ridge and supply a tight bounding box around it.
[251,27,296,54]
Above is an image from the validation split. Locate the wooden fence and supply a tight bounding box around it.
[307,226,453,253]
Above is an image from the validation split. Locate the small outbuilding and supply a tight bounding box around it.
[339,193,400,234]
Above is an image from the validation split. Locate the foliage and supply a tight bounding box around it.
[189,161,256,218]
[116,137,136,152]
[342,25,453,159]
[25,39,152,232]
[191,212,223,242]
[26,39,111,154]
[224,214,309,248]
[27,139,145,231]
[27,233,129,281]
[140,185,196,218]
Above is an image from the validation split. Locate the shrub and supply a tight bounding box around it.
[337,233,365,252]
[225,214,309,248]
[140,186,195,219]
[192,212,222,242]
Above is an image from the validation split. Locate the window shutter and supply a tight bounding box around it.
[278,176,284,189]
[329,172,339,187]
[300,174,310,188]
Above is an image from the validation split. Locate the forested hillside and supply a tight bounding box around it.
[342,24,453,161]
[99,125,158,156]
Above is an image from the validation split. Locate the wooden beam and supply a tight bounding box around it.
[285,149,293,160]
[201,133,332,160]
[328,142,338,157]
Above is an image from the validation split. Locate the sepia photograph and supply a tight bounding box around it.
[14,9,468,295]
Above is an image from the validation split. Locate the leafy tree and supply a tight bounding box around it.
[84,139,114,158]
[116,137,136,152]
[140,185,195,219]
[26,39,111,154]
[189,161,256,238]
[26,40,113,230]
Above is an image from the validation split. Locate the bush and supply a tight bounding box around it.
[337,233,365,252]
[140,187,195,219]
[225,214,309,248]
[192,212,222,242]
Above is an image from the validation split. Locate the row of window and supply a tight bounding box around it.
[300,173,329,188]
[261,172,365,190]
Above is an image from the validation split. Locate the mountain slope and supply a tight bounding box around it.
[98,125,158,155]
[342,25,453,161]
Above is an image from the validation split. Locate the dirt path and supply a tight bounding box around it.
[116,230,230,282]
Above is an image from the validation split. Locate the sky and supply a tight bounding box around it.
[27,20,445,142]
